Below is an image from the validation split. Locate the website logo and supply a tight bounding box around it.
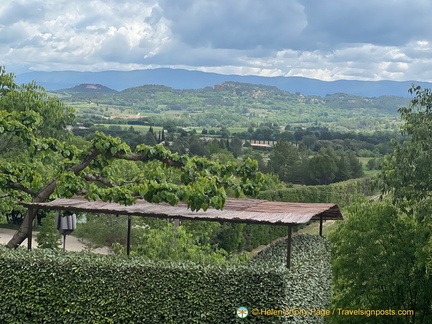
[237,307,249,318]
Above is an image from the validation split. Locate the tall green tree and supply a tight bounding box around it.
[228,136,243,158]
[267,139,305,183]
[334,151,364,182]
[380,85,432,213]
[188,135,206,156]
[331,85,432,323]
[142,130,158,146]
[307,147,338,185]
[330,200,432,323]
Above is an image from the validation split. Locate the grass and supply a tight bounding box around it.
[296,220,340,236]
[358,157,372,165]
[364,169,380,175]
[358,156,381,175]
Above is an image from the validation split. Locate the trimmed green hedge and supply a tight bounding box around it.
[0,234,330,323]
[258,177,375,207]
[251,235,332,323]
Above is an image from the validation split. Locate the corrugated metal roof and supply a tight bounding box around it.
[21,196,343,226]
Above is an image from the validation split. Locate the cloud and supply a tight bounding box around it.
[301,0,432,49]
[157,0,306,51]
[0,0,169,69]
[0,21,31,45]
[1,0,432,82]
[0,0,45,25]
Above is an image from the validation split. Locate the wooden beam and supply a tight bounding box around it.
[287,225,292,269]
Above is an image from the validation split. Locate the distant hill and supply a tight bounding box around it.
[57,81,410,131]
[15,68,432,98]
[59,83,117,93]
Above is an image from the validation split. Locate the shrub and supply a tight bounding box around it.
[0,234,331,323]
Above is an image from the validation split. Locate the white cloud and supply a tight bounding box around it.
[1,0,432,82]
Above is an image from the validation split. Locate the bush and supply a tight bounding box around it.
[35,212,61,250]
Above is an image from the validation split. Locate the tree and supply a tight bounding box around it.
[2,130,263,249]
[267,140,304,183]
[334,152,352,182]
[212,223,245,253]
[242,149,267,172]
[379,85,432,279]
[299,134,317,150]
[330,200,432,323]
[380,85,432,213]
[0,67,74,154]
[331,86,432,323]
[0,67,264,249]
[142,130,157,146]
[334,151,364,182]
[307,148,338,185]
[346,150,364,178]
[228,136,243,158]
[188,135,206,156]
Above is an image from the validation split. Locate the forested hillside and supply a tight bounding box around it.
[17,68,432,97]
[54,81,410,131]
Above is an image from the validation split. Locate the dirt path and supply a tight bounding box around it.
[0,228,110,254]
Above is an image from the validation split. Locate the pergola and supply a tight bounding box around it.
[22,196,343,268]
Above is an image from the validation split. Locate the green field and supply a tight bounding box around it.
[358,157,381,175]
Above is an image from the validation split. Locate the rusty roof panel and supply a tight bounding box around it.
[21,197,343,225]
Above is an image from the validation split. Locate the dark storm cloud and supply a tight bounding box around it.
[157,0,306,50]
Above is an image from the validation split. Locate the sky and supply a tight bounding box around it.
[1,0,432,82]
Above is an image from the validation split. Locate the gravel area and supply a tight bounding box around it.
[0,227,110,254]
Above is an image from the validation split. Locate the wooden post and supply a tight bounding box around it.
[63,234,67,252]
[127,215,131,256]
[174,219,180,228]
[319,215,323,237]
[287,225,292,269]
[27,208,33,250]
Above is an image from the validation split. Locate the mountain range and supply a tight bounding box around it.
[15,68,432,98]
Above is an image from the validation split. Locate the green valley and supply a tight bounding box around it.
[53,81,410,132]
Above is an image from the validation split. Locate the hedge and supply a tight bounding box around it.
[251,235,332,323]
[0,234,330,323]
[258,177,375,208]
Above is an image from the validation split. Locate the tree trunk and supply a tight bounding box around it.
[6,208,38,249]
[6,179,57,249]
